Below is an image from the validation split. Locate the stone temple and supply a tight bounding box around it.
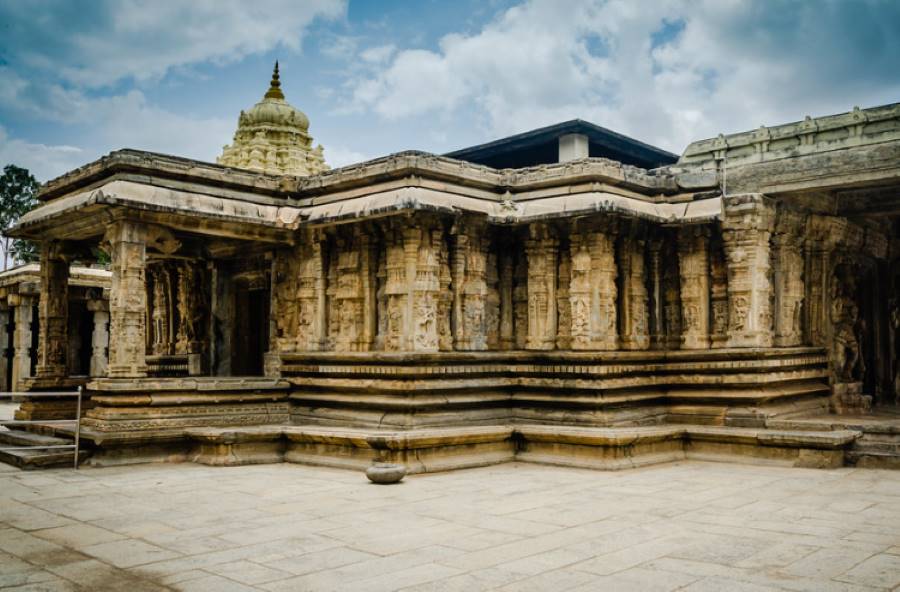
[2,64,900,471]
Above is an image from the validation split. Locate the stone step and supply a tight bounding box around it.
[0,428,88,470]
[0,428,71,448]
[846,451,900,469]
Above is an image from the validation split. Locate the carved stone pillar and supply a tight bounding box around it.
[175,260,209,374]
[148,263,173,356]
[556,242,572,350]
[662,233,682,350]
[87,299,109,377]
[106,221,149,378]
[10,295,33,390]
[292,230,327,352]
[648,238,665,350]
[414,226,443,352]
[721,194,776,348]
[498,249,515,350]
[678,226,711,350]
[709,232,729,348]
[485,251,501,350]
[35,241,69,379]
[570,223,618,350]
[383,219,443,352]
[525,223,558,350]
[619,228,649,351]
[0,305,9,390]
[772,210,806,347]
[513,253,528,349]
[360,230,378,352]
[451,220,490,351]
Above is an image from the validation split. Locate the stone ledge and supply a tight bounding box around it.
[56,422,866,473]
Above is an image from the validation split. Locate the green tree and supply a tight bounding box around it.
[0,164,40,270]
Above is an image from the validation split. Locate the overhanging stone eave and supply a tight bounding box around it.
[725,142,900,196]
[298,186,722,227]
[37,148,291,203]
[14,179,301,244]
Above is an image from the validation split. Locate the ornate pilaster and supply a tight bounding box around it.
[556,242,572,350]
[721,194,776,348]
[662,233,682,350]
[175,260,209,374]
[148,263,174,356]
[294,230,327,351]
[498,248,515,350]
[331,231,364,352]
[512,252,528,349]
[485,250,501,350]
[35,241,69,379]
[0,305,9,390]
[525,223,558,350]
[451,219,490,351]
[804,215,839,348]
[106,221,149,378]
[360,230,378,352]
[772,209,806,347]
[87,299,109,377]
[570,223,618,350]
[709,232,729,348]
[10,295,33,390]
[619,225,649,351]
[382,219,444,352]
[647,238,665,350]
[678,226,711,350]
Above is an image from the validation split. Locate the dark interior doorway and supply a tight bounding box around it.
[232,284,270,376]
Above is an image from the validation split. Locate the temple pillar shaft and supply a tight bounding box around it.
[678,226,711,349]
[804,216,837,348]
[499,251,514,350]
[773,210,806,347]
[721,194,776,348]
[648,239,665,350]
[106,220,149,378]
[619,231,649,350]
[0,305,9,390]
[10,295,33,390]
[35,241,69,379]
[709,233,729,348]
[87,300,109,377]
[525,223,558,350]
[360,232,377,351]
[570,225,618,350]
[451,221,489,351]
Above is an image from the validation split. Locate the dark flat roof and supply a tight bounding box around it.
[444,119,678,170]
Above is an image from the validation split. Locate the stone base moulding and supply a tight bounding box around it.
[66,423,859,472]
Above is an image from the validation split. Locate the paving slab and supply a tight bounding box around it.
[0,461,898,591]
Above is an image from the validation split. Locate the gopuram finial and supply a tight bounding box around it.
[264,61,285,100]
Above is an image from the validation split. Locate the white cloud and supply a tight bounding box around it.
[0,127,86,182]
[324,145,371,168]
[4,0,346,88]
[359,44,397,64]
[0,90,234,182]
[345,0,900,154]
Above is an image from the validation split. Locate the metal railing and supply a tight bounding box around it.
[0,387,83,469]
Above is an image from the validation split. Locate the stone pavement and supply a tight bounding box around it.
[0,460,899,591]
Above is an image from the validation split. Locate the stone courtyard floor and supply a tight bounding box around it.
[0,461,899,592]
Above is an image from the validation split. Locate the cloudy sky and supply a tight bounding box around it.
[1,0,899,182]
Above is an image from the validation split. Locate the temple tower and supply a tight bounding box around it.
[218,62,328,176]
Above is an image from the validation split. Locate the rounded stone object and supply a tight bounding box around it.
[366,462,406,484]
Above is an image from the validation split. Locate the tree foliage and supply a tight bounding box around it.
[0,164,40,270]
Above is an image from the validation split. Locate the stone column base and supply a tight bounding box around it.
[831,382,872,415]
